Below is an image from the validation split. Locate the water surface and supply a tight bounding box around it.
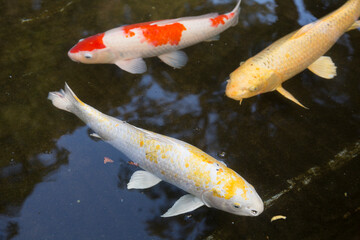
[0,0,359,239]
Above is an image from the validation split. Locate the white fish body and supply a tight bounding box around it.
[48,83,264,217]
[68,0,241,74]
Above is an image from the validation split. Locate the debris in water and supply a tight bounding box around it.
[271,215,287,222]
[104,157,114,164]
[128,161,139,167]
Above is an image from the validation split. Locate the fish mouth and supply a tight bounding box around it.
[225,81,245,101]
[250,195,264,216]
[67,51,79,62]
[225,86,246,101]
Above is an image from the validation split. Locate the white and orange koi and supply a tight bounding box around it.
[48,83,263,217]
[68,0,241,74]
[226,0,360,108]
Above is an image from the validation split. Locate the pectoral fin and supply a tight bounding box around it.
[90,133,102,139]
[307,56,337,79]
[277,86,308,109]
[158,51,188,69]
[115,58,147,74]
[161,194,204,217]
[347,20,360,31]
[204,35,220,42]
[127,170,162,189]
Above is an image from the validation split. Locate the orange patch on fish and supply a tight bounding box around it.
[69,33,106,53]
[126,31,135,38]
[123,22,187,47]
[210,13,232,27]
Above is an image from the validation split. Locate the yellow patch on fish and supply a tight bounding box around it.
[145,150,158,163]
[74,94,85,106]
[186,145,214,165]
[215,168,248,200]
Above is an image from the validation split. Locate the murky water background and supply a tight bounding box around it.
[1,0,359,239]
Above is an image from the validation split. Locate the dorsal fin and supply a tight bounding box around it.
[290,22,317,40]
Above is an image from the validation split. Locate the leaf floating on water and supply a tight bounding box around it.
[271,215,287,222]
[104,157,114,164]
[128,161,139,167]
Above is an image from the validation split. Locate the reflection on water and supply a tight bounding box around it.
[294,0,317,25]
[0,0,360,239]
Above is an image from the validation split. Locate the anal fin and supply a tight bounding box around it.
[307,56,337,79]
[276,85,308,109]
[127,170,162,189]
[204,35,220,42]
[90,133,102,139]
[161,194,204,217]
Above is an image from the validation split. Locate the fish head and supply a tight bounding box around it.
[225,59,278,103]
[68,33,114,64]
[202,170,263,217]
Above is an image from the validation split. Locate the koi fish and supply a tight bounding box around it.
[226,0,360,108]
[48,83,263,217]
[68,0,241,74]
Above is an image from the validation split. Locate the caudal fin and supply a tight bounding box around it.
[231,0,242,26]
[48,83,82,113]
[232,0,242,13]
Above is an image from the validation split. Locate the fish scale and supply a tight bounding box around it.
[48,83,264,217]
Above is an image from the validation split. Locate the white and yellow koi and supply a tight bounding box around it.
[48,83,264,217]
[226,0,360,108]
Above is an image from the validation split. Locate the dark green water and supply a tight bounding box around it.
[0,0,359,239]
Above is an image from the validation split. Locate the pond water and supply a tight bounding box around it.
[0,0,359,239]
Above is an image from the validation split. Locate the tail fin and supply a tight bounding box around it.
[231,0,242,14]
[231,0,242,26]
[48,83,82,113]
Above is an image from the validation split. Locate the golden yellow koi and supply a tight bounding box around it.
[226,0,360,108]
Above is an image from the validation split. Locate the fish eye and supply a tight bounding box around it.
[84,53,92,59]
[249,86,258,92]
[251,210,258,215]
[233,203,241,209]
